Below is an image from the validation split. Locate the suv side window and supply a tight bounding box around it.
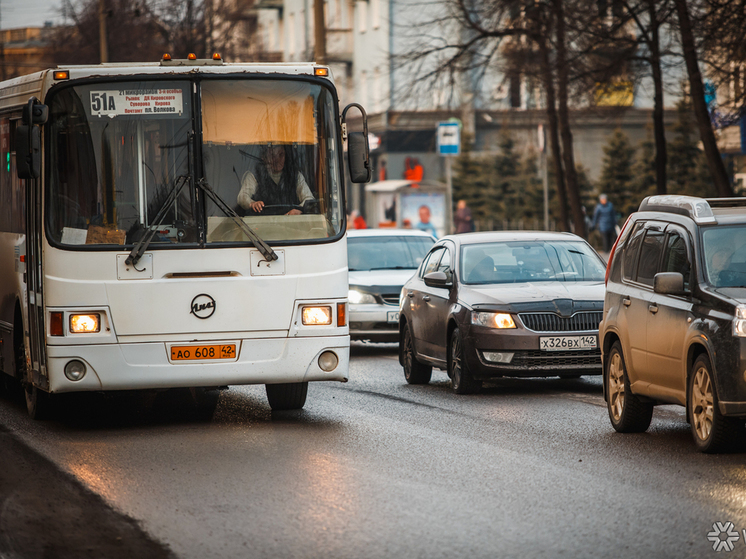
[636,228,666,286]
[622,222,645,281]
[662,229,691,291]
[420,247,445,278]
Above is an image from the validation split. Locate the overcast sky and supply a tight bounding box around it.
[2,0,61,30]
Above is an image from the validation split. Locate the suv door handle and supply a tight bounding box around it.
[422,295,431,302]
[648,304,658,314]
[622,297,631,307]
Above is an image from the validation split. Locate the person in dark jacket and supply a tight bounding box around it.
[454,199,474,233]
[237,145,314,215]
[591,193,617,252]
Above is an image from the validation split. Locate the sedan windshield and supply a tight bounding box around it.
[348,236,435,271]
[461,240,605,284]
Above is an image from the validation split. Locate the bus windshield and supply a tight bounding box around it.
[47,78,343,248]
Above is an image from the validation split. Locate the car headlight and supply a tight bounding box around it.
[348,289,376,305]
[471,311,516,329]
[70,313,100,333]
[734,305,746,337]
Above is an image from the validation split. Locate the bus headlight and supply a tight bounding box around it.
[302,306,332,325]
[70,314,100,333]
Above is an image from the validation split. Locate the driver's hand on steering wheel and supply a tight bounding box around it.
[286,209,302,215]
[250,200,265,213]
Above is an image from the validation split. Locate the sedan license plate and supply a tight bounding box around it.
[171,344,236,361]
[539,336,597,351]
[387,311,400,323]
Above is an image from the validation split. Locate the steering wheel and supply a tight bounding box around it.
[251,204,303,216]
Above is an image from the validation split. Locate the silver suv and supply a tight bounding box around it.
[600,195,746,452]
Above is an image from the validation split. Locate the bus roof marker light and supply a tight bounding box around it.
[53,70,69,80]
[212,53,222,61]
[161,53,172,61]
[314,67,329,76]
[188,53,197,60]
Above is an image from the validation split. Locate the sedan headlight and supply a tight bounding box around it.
[734,305,746,337]
[348,289,376,305]
[471,311,516,329]
[70,313,100,333]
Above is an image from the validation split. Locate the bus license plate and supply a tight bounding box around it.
[539,336,597,351]
[170,344,236,361]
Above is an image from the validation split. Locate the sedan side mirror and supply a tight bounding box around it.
[424,271,452,288]
[654,272,686,295]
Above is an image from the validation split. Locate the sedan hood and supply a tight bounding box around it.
[465,281,605,315]
[349,269,418,289]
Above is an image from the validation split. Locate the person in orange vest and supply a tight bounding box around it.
[350,210,367,229]
[403,157,424,182]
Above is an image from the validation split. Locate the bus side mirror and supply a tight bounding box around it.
[16,97,47,180]
[348,131,370,183]
[341,103,371,184]
[16,124,41,179]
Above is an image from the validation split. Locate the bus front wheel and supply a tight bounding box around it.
[16,339,52,420]
[265,382,308,411]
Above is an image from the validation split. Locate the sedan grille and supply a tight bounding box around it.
[381,294,400,306]
[509,349,601,370]
[518,311,602,333]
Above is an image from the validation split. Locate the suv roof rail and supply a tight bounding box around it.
[704,197,746,208]
[638,195,716,224]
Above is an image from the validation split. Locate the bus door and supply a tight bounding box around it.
[22,158,46,385]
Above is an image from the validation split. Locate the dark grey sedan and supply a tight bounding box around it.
[398,231,607,393]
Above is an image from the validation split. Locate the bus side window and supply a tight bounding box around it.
[0,117,11,232]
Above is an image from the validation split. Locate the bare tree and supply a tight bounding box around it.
[673,0,732,196]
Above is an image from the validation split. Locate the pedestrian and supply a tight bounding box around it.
[454,199,474,233]
[350,210,367,229]
[591,193,617,253]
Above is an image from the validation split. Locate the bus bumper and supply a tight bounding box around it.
[45,336,350,393]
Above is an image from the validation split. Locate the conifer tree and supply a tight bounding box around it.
[598,129,637,217]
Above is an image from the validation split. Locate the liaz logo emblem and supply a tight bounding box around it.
[190,294,216,319]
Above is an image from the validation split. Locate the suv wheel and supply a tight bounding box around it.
[688,355,744,453]
[450,328,481,394]
[605,341,653,433]
[402,325,432,384]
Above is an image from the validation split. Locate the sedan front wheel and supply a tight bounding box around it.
[450,328,481,395]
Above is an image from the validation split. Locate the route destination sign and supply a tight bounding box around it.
[90,89,184,117]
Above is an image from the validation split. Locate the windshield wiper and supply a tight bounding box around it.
[368,266,416,270]
[126,175,190,267]
[196,178,277,262]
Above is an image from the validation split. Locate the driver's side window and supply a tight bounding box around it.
[420,247,444,278]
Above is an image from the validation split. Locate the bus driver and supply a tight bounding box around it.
[237,144,315,215]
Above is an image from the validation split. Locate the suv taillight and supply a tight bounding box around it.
[605,215,633,286]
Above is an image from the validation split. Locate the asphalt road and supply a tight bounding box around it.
[1,342,745,558]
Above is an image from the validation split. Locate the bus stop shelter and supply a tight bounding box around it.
[364,179,449,238]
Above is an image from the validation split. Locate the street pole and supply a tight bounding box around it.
[313,0,327,64]
[99,0,108,63]
[539,124,549,231]
[445,155,453,235]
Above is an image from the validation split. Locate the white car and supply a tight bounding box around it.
[348,229,436,342]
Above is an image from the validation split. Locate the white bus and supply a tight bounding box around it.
[0,55,370,418]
